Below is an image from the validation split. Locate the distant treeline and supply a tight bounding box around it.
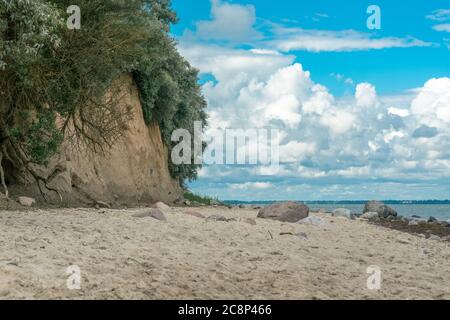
[225,200,450,205]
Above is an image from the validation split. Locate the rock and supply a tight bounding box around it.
[257,202,309,223]
[296,232,308,240]
[184,200,191,206]
[428,235,441,241]
[238,204,246,209]
[428,216,438,223]
[332,208,354,220]
[210,200,221,206]
[206,214,228,222]
[440,221,450,227]
[298,216,329,228]
[133,209,166,221]
[95,200,110,209]
[242,218,257,226]
[174,197,184,205]
[153,201,171,211]
[386,215,397,221]
[400,216,410,223]
[396,237,411,245]
[412,215,422,219]
[149,209,167,221]
[17,197,36,207]
[360,212,379,220]
[279,231,308,239]
[408,220,419,226]
[184,211,205,219]
[363,201,397,219]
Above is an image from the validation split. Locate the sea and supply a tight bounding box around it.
[224,201,450,221]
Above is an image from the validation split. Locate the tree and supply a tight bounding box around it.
[0,0,207,200]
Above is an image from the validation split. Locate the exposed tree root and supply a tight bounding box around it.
[1,140,63,203]
[0,150,9,198]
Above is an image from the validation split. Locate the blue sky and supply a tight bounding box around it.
[170,0,450,201]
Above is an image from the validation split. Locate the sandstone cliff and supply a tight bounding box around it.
[6,74,182,206]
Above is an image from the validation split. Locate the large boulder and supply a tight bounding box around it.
[363,201,397,219]
[153,201,171,211]
[360,212,380,220]
[258,202,309,223]
[133,208,166,221]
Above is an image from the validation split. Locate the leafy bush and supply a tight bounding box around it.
[0,0,207,199]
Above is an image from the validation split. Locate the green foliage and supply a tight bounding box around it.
[0,0,206,186]
[22,111,63,165]
[134,39,207,184]
[183,192,221,206]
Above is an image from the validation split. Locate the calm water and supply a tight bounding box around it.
[307,204,450,220]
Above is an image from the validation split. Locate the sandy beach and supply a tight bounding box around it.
[0,206,449,300]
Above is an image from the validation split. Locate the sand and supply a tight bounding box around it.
[0,206,449,300]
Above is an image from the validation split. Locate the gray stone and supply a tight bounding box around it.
[363,201,397,218]
[298,216,330,228]
[206,214,229,222]
[17,197,36,207]
[440,221,450,227]
[360,212,379,220]
[428,235,441,241]
[242,218,257,226]
[133,209,166,221]
[428,216,438,223]
[296,232,308,240]
[257,202,309,223]
[408,220,419,226]
[332,208,354,220]
[95,200,110,209]
[210,200,221,206]
[184,211,206,219]
[153,201,171,211]
[174,197,184,205]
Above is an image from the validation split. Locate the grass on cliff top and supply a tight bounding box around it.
[184,192,222,206]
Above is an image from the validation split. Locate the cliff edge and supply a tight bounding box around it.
[6,74,183,206]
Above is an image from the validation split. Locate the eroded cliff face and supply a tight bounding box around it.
[7,74,182,206]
